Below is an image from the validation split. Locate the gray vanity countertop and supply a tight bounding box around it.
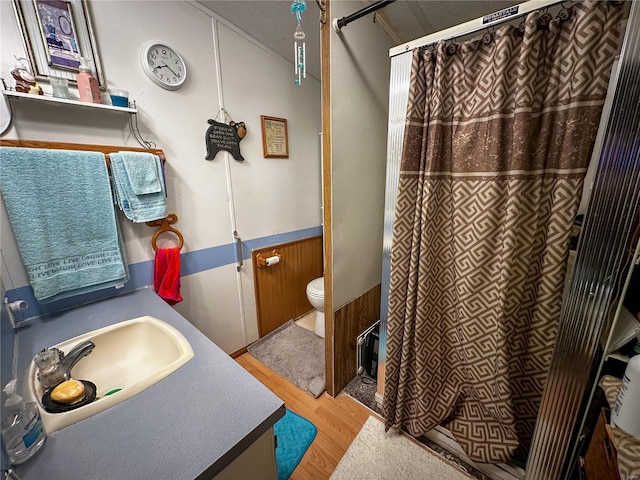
[13,288,285,480]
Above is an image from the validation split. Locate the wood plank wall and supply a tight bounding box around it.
[252,235,323,338]
[332,283,381,394]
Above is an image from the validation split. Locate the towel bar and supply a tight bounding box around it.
[146,214,184,252]
[0,139,166,167]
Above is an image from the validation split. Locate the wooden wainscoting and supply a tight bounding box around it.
[252,235,323,338]
[332,283,381,394]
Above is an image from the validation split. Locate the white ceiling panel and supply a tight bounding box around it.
[196,0,523,80]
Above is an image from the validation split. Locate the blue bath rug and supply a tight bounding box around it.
[274,409,317,480]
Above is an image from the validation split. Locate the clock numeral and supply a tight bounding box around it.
[153,68,158,74]
[150,53,156,60]
[162,48,167,55]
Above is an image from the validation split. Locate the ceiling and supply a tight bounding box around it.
[196,1,518,80]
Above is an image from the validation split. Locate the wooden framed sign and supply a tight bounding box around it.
[260,116,289,158]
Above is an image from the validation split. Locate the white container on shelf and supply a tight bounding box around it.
[612,353,640,439]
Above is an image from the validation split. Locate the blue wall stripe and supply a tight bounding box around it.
[241,226,323,259]
[181,243,238,276]
[6,226,323,321]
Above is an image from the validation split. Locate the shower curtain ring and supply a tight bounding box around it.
[537,9,553,29]
[446,41,457,56]
[557,3,572,22]
[482,29,494,45]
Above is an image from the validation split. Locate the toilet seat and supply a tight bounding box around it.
[306,277,324,297]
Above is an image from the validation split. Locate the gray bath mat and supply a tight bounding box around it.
[248,320,325,398]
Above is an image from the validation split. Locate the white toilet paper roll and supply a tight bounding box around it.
[265,255,280,266]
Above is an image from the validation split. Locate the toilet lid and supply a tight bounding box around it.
[307,277,324,296]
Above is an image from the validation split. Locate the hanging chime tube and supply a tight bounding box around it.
[291,0,307,85]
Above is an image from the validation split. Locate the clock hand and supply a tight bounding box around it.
[159,61,178,76]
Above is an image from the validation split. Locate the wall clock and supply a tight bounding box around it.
[140,42,187,90]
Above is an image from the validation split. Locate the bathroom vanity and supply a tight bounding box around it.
[10,288,285,479]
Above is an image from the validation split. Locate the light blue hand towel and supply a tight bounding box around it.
[0,147,129,303]
[110,152,167,223]
[120,151,162,195]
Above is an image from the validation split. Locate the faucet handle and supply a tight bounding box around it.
[51,347,64,359]
[34,348,61,369]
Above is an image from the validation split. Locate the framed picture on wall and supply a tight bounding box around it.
[260,115,289,158]
[12,0,106,87]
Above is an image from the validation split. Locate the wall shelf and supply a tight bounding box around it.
[2,90,137,114]
[606,350,631,364]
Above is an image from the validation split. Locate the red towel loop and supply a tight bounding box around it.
[146,214,184,252]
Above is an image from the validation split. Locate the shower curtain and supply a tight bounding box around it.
[383,1,624,464]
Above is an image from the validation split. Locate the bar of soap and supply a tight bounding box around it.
[51,379,85,404]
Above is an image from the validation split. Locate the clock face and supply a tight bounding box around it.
[141,43,187,90]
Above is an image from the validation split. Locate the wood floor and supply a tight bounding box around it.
[235,352,380,479]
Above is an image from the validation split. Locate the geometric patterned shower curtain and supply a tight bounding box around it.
[383,1,624,463]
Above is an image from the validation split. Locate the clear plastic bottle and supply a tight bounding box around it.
[1,380,46,465]
[612,328,640,439]
[76,57,101,104]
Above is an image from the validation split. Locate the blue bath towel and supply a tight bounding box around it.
[110,152,167,222]
[120,151,162,195]
[0,147,128,303]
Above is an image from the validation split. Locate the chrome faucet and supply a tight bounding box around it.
[59,340,95,380]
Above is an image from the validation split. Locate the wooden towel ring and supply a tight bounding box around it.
[146,214,184,252]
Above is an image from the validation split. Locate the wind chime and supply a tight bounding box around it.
[291,0,306,85]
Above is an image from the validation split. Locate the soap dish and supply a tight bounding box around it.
[41,380,97,413]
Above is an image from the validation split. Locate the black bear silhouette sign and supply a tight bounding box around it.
[205,119,246,162]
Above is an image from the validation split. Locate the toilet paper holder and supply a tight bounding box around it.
[256,250,281,268]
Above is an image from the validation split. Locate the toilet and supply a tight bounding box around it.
[306,277,325,338]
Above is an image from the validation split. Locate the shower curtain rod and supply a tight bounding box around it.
[333,0,396,32]
[389,0,563,57]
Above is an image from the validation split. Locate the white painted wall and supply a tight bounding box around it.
[0,0,321,353]
[215,21,322,348]
[330,1,392,309]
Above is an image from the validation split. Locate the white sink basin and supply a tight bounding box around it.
[23,316,194,433]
